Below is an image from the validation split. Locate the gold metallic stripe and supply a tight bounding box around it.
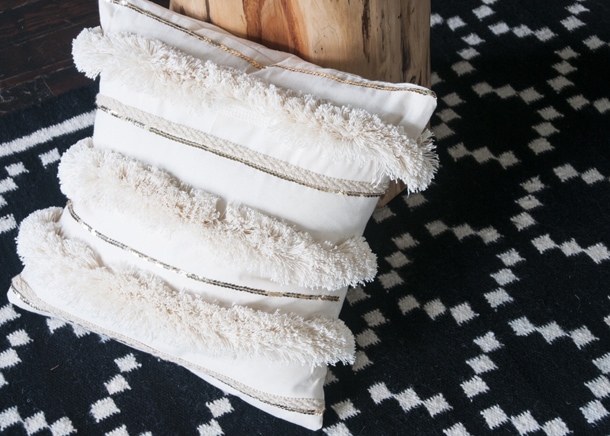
[110,0,265,69]
[96,99,385,197]
[109,0,436,98]
[274,64,437,97]
[66,201,339,302]
[10,278,324,415]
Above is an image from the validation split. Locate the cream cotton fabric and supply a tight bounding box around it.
[8,0,437,430]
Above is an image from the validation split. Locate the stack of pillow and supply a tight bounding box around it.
[8,0,437,429]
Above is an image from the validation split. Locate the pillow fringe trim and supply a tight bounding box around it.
[59,139,378,290]
[65,200,340,302]
[72,27,438,190]
[16,207,356,367]
[9,277,325,416]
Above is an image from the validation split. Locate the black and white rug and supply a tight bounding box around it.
[1,0,610,434]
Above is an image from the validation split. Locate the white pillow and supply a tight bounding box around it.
[8,0,437,430]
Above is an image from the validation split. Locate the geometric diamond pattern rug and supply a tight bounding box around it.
[1,0,609,434]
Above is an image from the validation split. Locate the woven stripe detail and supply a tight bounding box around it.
[96,95,386,197]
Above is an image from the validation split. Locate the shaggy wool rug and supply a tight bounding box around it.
[1,0,609,434]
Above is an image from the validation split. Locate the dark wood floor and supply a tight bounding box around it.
[0,0,169,115]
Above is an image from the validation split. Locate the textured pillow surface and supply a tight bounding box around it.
[8,0,437,430]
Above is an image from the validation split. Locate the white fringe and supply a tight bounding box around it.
[16,207,356,366]
[58,139,378,290]
[72,27,438,190]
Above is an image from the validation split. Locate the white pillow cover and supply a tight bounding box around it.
[8,0,437,430]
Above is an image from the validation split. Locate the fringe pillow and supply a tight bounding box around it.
[8,0,438,430]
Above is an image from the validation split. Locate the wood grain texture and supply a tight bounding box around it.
[170,0,430,84]
[0,0,169,113]
[169,0,432,204]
